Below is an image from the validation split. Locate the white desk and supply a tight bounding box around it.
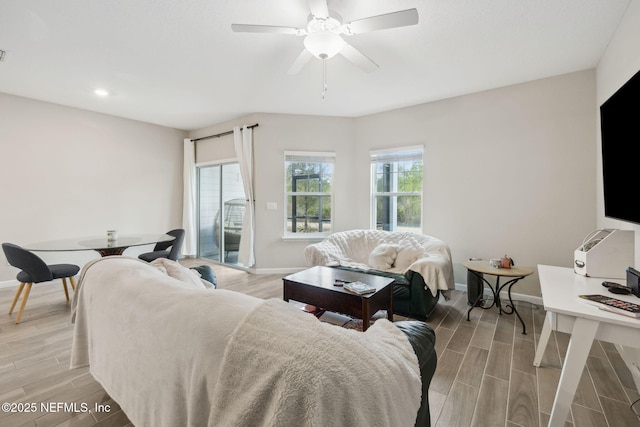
[534,265,640,427]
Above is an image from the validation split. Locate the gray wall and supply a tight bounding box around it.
[190,113,360,273]
[0,93,186,281]
[192,69,598,297]
[0,67,601,299]
[355,70,597,296]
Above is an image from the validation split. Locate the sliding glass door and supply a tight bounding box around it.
[197,162,245,265]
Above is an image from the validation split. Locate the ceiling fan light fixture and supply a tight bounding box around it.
[304,30,344,59]
[232,4,417,77]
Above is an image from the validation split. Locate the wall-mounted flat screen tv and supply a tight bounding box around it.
[600,67,640,225]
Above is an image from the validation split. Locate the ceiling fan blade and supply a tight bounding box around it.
[287,49,313,74]
[342,8,418,35]
[339,43,378,73]
[308,0,329,19]
[231,24,302,35]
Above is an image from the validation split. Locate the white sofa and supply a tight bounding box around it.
[70,257,437,426]
[305,229,454,318]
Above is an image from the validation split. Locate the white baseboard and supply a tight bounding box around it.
[246,275,544,306]
[454,282,543,306]
[1,275,544,307]
[253,267,305,275]
[0,279,18,289]
[0,279,79,290]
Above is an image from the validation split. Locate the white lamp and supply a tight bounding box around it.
[304,30,345,59]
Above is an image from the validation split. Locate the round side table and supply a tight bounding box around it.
[463,260,533,334]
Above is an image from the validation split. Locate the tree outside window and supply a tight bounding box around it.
[371,147,423,232]
[285,152,334,235]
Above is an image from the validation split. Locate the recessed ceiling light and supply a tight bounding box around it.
[94,88,109,97]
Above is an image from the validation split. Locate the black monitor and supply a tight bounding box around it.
[600,67,640,224]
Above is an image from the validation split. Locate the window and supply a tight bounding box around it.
[196,162,245,265]
[285,151,335,236]
[371,146,423,232]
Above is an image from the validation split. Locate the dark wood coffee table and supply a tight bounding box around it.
[283,266,394,331]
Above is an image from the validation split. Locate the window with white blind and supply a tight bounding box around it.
[285,151,335,236]
[371,146,423,232]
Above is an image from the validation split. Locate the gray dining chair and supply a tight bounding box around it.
[2,243,80,324]
[138,229,185,262]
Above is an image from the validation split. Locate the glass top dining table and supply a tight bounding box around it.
[24,233,175,257]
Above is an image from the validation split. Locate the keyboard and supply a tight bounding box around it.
[579,294,640,318]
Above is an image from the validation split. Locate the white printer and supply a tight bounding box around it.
[574,229,634,278]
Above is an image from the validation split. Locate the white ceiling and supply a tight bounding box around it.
[0,0,632,131]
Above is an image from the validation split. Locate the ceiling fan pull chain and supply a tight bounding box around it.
[321,55,328,99]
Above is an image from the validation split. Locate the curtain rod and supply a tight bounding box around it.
[191,123,259,142]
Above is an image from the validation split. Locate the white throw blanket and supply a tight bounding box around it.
[210,298,422,427]
[70,256,213,322]
[304,229,454,295]
[70,257,262,427]
[70,257,421,427]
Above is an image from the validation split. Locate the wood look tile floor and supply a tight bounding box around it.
[0,258,639,427]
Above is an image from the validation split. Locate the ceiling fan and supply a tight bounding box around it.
[231,0,419,76]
